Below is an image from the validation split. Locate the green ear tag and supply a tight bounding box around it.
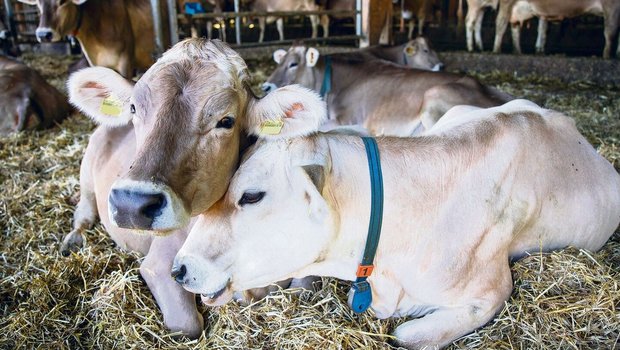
[100,96,123,116]
[260,119,284,135]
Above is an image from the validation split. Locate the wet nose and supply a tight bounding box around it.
[261,82,277,93]
[171,264,187,284]
[433,63,445,72]
[35,29,53,42]
[108,189,167,229]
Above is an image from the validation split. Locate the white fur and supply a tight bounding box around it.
[246,85,326,139]
[67,67,134,127]
[72,0,88,4]
[305,47,320,68]
[109,179,190,231]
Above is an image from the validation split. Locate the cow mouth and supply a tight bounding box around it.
[200,281,233,306]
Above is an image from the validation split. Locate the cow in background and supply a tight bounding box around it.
[315,0,354,38]
[178,0,228,41]
[493,0,620,58]
[457,0,498,52]
[249,0,324,43]
[362,37,444,70]
[263,42,510,136]
[394,0,434,39]
[509,0,547,54]
[17,0,169,78]
[0,57,72,135]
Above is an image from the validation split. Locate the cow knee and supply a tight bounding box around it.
[60,229,84,256]
[164,307,204,339]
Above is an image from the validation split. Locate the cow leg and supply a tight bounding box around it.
[535,19,547,54]
[258,17,265,43]
[141,231,203,338]
[408,20,415,40]
[220,20,227,42]
[493,1,512,53]
[320,14,329,37]
[393,264,513,349]
[61,164,97,256]
[417,5,426,36]
[510,23,522,54]
[474,9,485,51]
[603,9,620,59]
[465,6,482,51]
[289,276,321,291]
[277,17,285,41]
[206,20,213,40]
[309,14,319,39]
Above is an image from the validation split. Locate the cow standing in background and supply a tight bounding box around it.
[457,0,498,52]
[315,0,354,38]
[18,0,168,78]
[178,0,228,41]
[493,0,620,58]
[509,0,547,54]
[395,0,433,39]
[250,0,324,43]
[0,57,72,135]
[264,43,511,136]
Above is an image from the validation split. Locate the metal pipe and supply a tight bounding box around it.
[234,0,240,45]
[150,0,164,59]
[166,0,178,45]
[185,9,355,19]
[4,0,17,43]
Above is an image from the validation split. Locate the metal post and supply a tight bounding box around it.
[150,0,164,58]
[355,0,362,38]
[234,0,241,45]
[167,0,178,45]
[4,0,17,43]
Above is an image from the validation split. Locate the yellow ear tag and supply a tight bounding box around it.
[100,96,123,116]
[260,119,284,135]
[405,46,416,56]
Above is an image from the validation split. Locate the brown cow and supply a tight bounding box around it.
[63,39,324,336]
[17,0,166,77]
[0,57,72,135]
[362,37,444,70]
[264,43,511,136]
[493,0,620,58]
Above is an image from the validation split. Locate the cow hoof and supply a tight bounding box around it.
[60,230,84,257]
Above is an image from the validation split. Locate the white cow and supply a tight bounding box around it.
[173,98,620,348]
[250,0,324,43]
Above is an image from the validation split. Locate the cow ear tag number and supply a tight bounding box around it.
[100,95,123,116]
[260,119,284,135]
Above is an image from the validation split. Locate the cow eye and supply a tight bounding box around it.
[216,116,235,129]
[130,104,136,114]
[288,62,298,69]
[238,191,265,206]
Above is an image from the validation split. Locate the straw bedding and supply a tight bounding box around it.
[0,53,619,349]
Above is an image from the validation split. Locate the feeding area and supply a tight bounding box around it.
[1,0,620,349]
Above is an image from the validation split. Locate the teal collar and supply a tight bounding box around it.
[348,137,384,313]
[319,56,332,99]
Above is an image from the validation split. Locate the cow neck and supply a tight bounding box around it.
[402,51,409,66]
[319,55,332,99]
[348,136,384,314]
[72,4,84,36]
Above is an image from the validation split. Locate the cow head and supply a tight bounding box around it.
[17,0,85,43]
[403,37,444,71]
[172,97,333,305]
[68,39,325,234]
[262,43,320,93]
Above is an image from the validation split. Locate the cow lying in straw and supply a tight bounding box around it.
[172,98,620,348]
[64,38,326,337]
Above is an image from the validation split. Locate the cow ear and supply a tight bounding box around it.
[16,0,38,5]
[246,84,326,139]
[273,49,287,64]
[404,41,416,56]
[72,0,88,4]
[305,48,320,67]
[302,164,325,193]
[67,67,134,127]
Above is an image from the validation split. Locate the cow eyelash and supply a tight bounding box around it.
[238,191,265,206]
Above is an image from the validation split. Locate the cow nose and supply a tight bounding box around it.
[108,189,167,229]
[171,264,187,284]
[35,29,53,42]
[261,82,277,93]
[432,63,444,72]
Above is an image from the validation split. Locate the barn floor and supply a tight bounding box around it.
[1,51,619,349]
